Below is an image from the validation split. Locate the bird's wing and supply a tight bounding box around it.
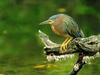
[64,16,85,38]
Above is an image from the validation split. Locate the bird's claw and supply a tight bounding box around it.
[60,43,68,53]
[59,37,73,53]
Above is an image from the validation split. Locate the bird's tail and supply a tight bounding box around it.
[80,29,85,37]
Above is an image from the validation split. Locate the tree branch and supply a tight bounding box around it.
[69,53,85,75]
[38,30,100,75]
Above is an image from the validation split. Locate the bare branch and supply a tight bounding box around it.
[38,30,100,75]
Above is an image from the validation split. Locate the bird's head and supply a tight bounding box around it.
[39,14,65,26]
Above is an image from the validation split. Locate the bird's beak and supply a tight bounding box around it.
[39,20,49,25]
[39,20,54,25]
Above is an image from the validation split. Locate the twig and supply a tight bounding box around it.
[69,53,85,75]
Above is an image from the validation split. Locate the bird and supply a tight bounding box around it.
[39,14,85,53]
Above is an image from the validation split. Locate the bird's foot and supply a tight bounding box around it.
[60,37,73,53]
[60,44,67,53]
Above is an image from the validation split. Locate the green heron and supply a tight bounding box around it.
[40,14,84,53]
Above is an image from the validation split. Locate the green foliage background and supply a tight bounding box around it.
[0,0,100,75]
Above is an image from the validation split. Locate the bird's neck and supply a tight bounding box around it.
[51,25,61,36]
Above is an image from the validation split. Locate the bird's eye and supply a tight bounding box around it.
[48,20,54,24]
[48,20,53,22]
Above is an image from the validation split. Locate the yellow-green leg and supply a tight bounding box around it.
[60,36,73,53]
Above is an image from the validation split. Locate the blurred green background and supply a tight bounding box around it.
[0,0,100,75]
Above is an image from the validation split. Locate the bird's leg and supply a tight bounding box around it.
[60,36,73,53]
